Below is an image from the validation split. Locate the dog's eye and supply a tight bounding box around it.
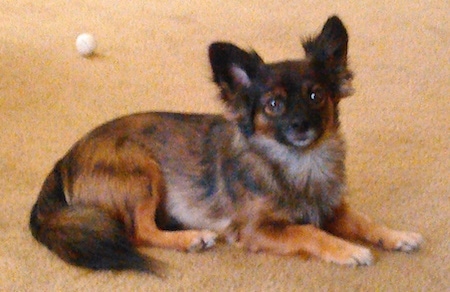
[265,98,285,116]
[309,91,325,106]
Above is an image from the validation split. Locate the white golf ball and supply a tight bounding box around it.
[76,33,97,57]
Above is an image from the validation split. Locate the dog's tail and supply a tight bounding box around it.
[29,161,162,274]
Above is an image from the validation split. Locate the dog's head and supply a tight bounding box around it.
[209,16,353,148]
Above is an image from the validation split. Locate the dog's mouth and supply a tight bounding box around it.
[284,128,318,147]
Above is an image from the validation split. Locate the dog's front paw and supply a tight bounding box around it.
[322,241,374,266]
[187,230,218,252]
[378,230,423,252]
[333,245,373,266]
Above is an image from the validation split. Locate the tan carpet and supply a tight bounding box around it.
[1,1,448,291]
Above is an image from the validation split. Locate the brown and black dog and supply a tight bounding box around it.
[30,16,423,273]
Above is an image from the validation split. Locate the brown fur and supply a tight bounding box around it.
[30,16,422,273]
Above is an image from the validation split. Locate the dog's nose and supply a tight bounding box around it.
[291,119,310,133]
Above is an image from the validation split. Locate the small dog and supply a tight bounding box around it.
[30,16,423,273]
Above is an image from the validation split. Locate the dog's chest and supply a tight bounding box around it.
[252,135,346,225]
[287,142,343,189]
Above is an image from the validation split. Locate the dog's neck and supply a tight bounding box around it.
[248,130,347,226]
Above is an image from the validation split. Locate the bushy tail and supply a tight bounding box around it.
[29,162,162,274]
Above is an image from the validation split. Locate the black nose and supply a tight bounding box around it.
[291,119,310,133]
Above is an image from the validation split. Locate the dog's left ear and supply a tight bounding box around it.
[303,16,354,98]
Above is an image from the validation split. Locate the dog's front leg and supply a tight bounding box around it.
[325,203,423,252]
[239,222,373,266]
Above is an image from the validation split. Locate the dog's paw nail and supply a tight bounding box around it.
[351,247,373,266]
[326,244,373,267]
[202,231,218,249]
[188,230,218,252]
[393,231,423,252]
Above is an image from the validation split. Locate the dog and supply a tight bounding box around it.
[29,16,423,274]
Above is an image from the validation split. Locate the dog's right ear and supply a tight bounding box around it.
[208,42,265,94]
[208,42,267,137]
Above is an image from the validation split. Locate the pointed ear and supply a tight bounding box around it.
[303,15,348,66]
[208,42,266,137]
[303,16,354,98]
[208,42,265,92]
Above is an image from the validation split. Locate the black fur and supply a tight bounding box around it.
[29,162,160,274]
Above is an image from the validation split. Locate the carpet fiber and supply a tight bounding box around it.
[1,1,448,291]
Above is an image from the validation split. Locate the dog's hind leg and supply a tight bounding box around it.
[134,169,217,252]
[134,197,217,252]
